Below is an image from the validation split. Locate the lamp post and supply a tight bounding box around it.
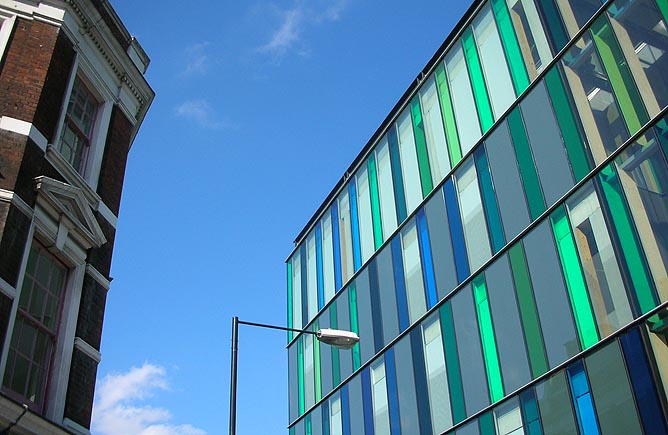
[229,316,359,435]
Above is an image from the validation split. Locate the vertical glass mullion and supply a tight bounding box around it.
[411,96,434,198]
[440,301,466,424]
[508,242,548,379]
[597,165,658,314]
[590,15,649,136]
[443,180,470,282]
[544,67,591,182]
[474,146,505,253]
[416,209,438,309]
[491,0,530,95]
[349,181,362,272]
[508,107,546,220]
[550,205,599,349]
[388,126,408,223]
[435,64,463,166]
[463,28,495,132]
[316,224,325,310]
[349,283,361,371]
[368,155,384,250]
[473,274,504,403]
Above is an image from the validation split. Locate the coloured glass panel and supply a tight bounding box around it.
[368,155,384,250]
[398,109,423,215]
[424,188,458,301]
[348,374,365,435]
[435,64,463,166]
[446,43,482,155]
[411,96,434,198]
[355,270,375,365]
[566,361,601,435]
[293,252,304,329]
[338,190,355,284]
[491,0,531,94]
[307,233,318,320]
[376,137,399,241]
[401,219,427,324]
[422,314,453,433]
[371,360,390,435]
[322,212,336,303]
[505,0,553,79]
[357,165,375,265]
[419,75,451,185]
[553,0,602,39]
[462,27,494,131]
[535,372,579,435]
[376,245,399,347]
[394,335,420,433]
[493,397,525,435]
[474,145,505,253]
[472,275,504,403]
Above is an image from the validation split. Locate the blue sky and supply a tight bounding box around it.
[91,1,471,434]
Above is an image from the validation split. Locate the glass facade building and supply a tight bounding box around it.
[286,0,668,433]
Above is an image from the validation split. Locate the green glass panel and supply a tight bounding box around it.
[550,206,599,349]
[330,303,340,386]
[544,67,591,182]
[479,410,496,435]
[349,284,361,370]
[591,16,649,136]
[440,302,466,424]
[411,96,434,197]
[598,165,658,314]
[368,155,384,250]
[306,414,312,435]
[435,64,463,166]
[508,107,545,220]
[657,0,668,24]
[475,147,505,253]
[473,274,504,403]
[287,262,293,342]
[508,243,548,378]
[463,28,495,132]
[490,0,530,95]
[540,0,569,52]
[298,336,305,415]
[313,321,322,401]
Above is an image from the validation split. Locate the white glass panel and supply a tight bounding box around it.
[398,110,423,214]
[307,232,318,319]
[330,393,343,435]
[446,43,482,155]
[304,334,315,409]
[423,316,453,433]
[338,190,354,283]
[402,220,426,323]
[322,213,335,302]
[456,159,492,272]
[473,4,516,118]
[292,252,303,329]
[494,397,525,435]
[371,361,390,435]
[377,137,398,240]
[419,76,451,184]
[357,166,375,264]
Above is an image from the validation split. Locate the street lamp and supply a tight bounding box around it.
[229,316,359,435]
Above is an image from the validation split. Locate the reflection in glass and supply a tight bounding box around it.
[398,109,423,214]
[506,0,553,79]
[456,158,492,272]
[419,76,451,184]
[446,44,482,155]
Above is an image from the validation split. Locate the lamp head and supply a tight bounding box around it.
[316,329,360,349]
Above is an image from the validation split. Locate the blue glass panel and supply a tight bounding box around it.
[316,223,325,309]
[621,327,668,435]
[567,361,601,435]
[368,261,384,353]
[362,369,375,435]
[332,204,343,291]
[342,385,351,435]
[392,237,410,332]
[349,180,362,271]
[411,329,433,435]
[388,126,408,223]
[443,179,470,282]
[385,348,402,435]
[416,209,438,308]
[323,397,330,435]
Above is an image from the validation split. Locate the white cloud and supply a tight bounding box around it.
[258,0,349,60]
[92,363,206,435]
[183,42,211,76]
[174,99,222,129]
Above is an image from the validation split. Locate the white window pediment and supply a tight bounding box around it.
[34,176,106,250]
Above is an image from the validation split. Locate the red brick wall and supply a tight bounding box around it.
[97,106,133,216]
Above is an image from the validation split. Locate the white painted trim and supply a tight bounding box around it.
[63,417,91,435]
[0,276,16,299]
[85,264,110,290]
[0,15,16,62]
[87,100,113,190]
[73,337,101,363]
[0,188,34,217]
[97,201,118,229]
[0,116,49,151]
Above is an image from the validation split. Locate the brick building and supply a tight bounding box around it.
[0,0,153,434]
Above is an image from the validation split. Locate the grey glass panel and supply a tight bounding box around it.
[337,295,353,380]
[355,270,375,364]
[456,158,492,272]
[394,336,420,433]
[586,341,643,434]
[424,188,458,301]
[348,373,365,435]
[494,397,525,435]
[402,219,427,324]
[535,371,578,435]
[330,392,343,435]
[446,42,482,154]
[523,220,580,368]
[319,311,333,395]
[485,121,531,241]
[452,285,490,415]
[556,0,602,38]
[312,406,323,435]
[521,80,575,206]
[486,254,532,393]
[289,342,299,423]
[422,313,453,433]
[456,420,481,435]
[294,419,305,435]
[377,245,399,346]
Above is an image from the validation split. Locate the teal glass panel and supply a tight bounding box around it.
[491,0,530,94]
[419,75,451,184]
[474,145,505,253]
[348,283,361,370]
[536,0,569,52]
[388,126,407,224]
[287,262,293,342]
[462,28,495,132]
[356,165,375,264]
[440,302,466,424]
[473,274,504,403]
[505,0,553,80]
[298,336,305,415]
[411,96,434,198]
[376,137,398,242]
[435,64,463,166]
